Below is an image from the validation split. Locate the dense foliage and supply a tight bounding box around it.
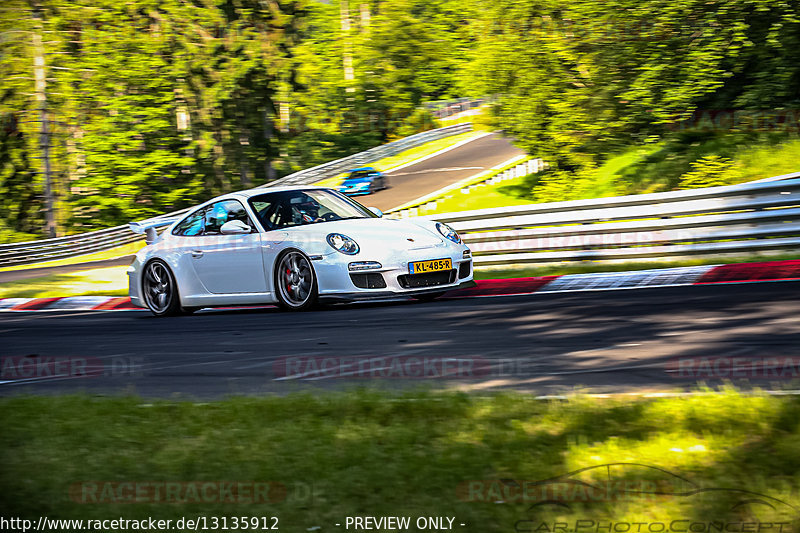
[465,0,800,172]
[0,0,463,235]
[2,0,799,238]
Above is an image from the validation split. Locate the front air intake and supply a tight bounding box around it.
[397,270,456,289]
[458,261,472,279]
[350,273,387,289]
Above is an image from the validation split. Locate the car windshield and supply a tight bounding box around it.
[347,170,374,180]
[248,189,377,230]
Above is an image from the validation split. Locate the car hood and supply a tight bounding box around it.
[285,217,445,253]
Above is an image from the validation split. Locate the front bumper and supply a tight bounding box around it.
[313,244,474,302]
[127,259,145,308]
[318,279,477,303]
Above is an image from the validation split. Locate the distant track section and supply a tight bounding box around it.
[367,132,524,211]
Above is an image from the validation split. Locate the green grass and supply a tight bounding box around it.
[0,266,129,298]
[0,240,143,273]
[611,133,800,195]
[733,136,800,181]
[422,133,800,216]
[2,389,799,529]
[421,174,538,214]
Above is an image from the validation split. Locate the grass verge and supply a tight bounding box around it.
[0,266,129,298]
[422,133,800,216]
[419,170,537,215]
[0,240,143,274]
[1,389,798,528]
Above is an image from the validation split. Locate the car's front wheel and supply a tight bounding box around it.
[142,259,183,317]
[275,250,318,311]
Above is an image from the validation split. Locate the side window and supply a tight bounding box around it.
[172,208,205,237]
[251,198,282,230]
[202,199,254,235]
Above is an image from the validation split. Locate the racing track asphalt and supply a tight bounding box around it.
[365,132,525,211]
[1,281,799,398]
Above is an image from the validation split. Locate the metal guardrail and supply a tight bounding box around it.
[0,211,185,267]
[0,123,473,267]
[420,172,800,266]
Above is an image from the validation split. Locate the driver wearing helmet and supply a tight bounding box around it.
[290,194,323,224]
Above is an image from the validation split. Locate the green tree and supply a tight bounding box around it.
[0,0,47,237]
[464,0,800,176]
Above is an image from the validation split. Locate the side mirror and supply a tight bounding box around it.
[220,220,252,235]
[368,207,383,218]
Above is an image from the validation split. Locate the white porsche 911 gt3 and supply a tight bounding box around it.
[127,186,475,316]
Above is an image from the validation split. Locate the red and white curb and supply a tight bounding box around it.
[0,296,136,312]
[538,264,715,292]
[1,259,799,312]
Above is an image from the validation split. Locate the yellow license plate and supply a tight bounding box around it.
[409,258,452,274]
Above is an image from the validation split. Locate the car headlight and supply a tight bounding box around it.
[436,222,461,244]
[327,233,360,255]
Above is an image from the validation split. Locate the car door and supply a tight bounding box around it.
[189,199,268,294]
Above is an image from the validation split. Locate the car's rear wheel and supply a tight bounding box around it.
[411,291,446,302]
[275,250,318,311]
[142,259,183,317]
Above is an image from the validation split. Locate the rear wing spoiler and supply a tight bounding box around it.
[129,216,180,244]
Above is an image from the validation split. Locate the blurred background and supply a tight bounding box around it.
[1,0,799,241]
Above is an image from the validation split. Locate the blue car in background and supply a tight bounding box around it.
[338,167,389,196]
